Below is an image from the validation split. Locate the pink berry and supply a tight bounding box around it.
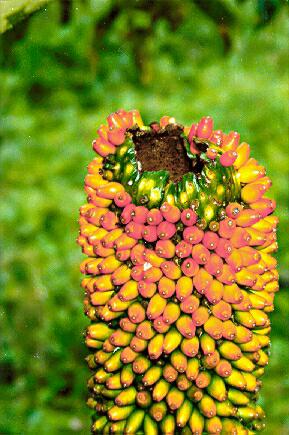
[133,206,149,224]
[114,191,132,208]
[197,116,213,139]
[220,150,237,167]
[157,221,176,240]
[181,209,198,226]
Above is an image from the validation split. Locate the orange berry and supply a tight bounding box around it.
[192,244,210,264]
[133,206,149,224]
[183,226,204,244]
[155,239,176,258]
[93,137,116,156]
[180,294,200,314]
[204,279,224,304]
[235,209,261,227]
[138,281,157,299]
[204,316,223,340]
[234,142,250,169]
[125,221,143,239]
[193,268,213,294]
[130,244,146,265]
[161,261,182,280]
[146,208,163,225]
[157,221,176,239]
[160,202,181,223]
[202,231,220,250]
[175,241,192,258]
[181,258,199,277]
[204,253,223,277]
[175,276,193,301]
[192,306,210,327]
[220,150,237,167]
[158,276,176,298]
[197,116,213,139]
[222,131,240,152]
[225,202,243,219]
[212,300,232,321]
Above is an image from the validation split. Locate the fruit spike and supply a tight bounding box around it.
[78,109,278,434]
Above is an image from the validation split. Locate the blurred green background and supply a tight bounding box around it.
[0,0,288,433]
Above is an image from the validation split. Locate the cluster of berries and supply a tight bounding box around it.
[78,109,278,434]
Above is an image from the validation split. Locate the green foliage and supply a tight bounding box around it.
[0,0,52,34]
[0,0,288,433]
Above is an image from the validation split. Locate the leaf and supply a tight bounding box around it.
[0,0,51,34]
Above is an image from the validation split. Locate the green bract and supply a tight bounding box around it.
[103,132,240,225]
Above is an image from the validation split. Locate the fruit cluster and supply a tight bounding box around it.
[78,109,278,434]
